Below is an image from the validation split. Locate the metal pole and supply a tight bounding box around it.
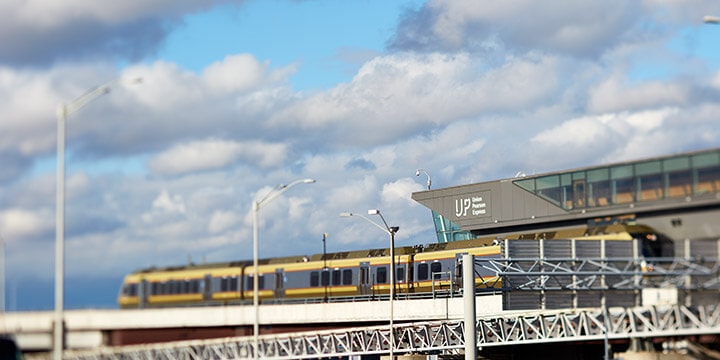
[463,254,477,360]
[1,234,5,313]
[389,230,395,359]
[52,78,140,360]
[323,233,328,303]
[54,105,67,360]
[252,200,259,360]
[250,179,314,360]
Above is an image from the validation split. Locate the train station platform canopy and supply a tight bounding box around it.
[412,148,720,241]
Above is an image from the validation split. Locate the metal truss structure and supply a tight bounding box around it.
[58,303,720,360]
[475,256,720,291]
[49,256,719,359]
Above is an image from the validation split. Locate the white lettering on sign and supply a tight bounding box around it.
[455,195,487,217]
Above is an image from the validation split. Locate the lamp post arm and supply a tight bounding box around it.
[255,179,315,209]
[704,15,720,24]
[59,77,142,117]
[61,85,111,116]
[342,213,391,235]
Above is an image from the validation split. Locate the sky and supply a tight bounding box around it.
[1,0,719,310]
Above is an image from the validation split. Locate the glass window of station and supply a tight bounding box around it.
[513,149,720,210]
[432,210,474,243]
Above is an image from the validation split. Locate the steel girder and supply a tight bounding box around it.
[474,256,720,291]
[58,304,720,360]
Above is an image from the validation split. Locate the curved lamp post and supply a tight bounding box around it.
[415,169,431,190]
[704,15,720,24]
[252,178,315,359]
[340,210,399,358]
[55,77,140,360]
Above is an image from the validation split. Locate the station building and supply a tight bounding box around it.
[412,147,720,252]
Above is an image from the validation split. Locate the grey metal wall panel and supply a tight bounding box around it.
[575,240,601,258]
[606,291,636,307]
[504,291,542,310]
[689,290,720,306]
[690,239,719,258]
[605,241,633,258]
[545,291,574,309]
[507,240,539,258]
[544,239,572,258]
[577,291,603,308]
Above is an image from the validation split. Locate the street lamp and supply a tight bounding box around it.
[55,77,140,360]
[415,169,431,190]
[340,210,399,357]
[1,233,5,313]
[252,178,315,359]
[704,15,720,24]
[322,232,329,303]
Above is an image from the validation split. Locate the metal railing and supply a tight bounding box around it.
[53,303,720,360]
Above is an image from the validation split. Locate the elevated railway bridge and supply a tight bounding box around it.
[3,148,720,358]
[3,251,720,359]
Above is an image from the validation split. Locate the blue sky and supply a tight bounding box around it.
[0,0,719,310]
[159,1,425,89]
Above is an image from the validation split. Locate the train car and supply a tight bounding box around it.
[118,223,662,308]
[412,238,501,294]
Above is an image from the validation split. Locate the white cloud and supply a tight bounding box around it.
[0,208,52,241]
[1,0,720,305]
[203,54,268,93]
[151,189,186,214]
[148,138,288,176]
[208,210,239,234]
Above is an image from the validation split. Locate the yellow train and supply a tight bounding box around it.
[118,223,659,308]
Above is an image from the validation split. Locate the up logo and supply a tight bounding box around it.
[455,196,487,217]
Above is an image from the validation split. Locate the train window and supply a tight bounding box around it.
[418,263,429,281]
[431,262,442,274]
[192,280,200,293]
[342,269,353,285]
[124,284,137,296]
[321,270,330,286]
[230,276,238,291]
[396,267,405,282]
[377,267,388,284]
[332,270,341,286]
[310,271,319,287]
[221,277,229,292]
[247,275,265,290]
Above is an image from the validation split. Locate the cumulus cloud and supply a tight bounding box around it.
[0,208,53,241]
[0,0,233,66]
[270,52,566,148]
[389,0,641,58]
[148,138,288,176]
[151,189,186,214]
[2,0,720,306]
[207,210,239,234]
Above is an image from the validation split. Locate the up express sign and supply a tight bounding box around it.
[454,192,489,218]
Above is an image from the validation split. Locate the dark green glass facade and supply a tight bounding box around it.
[513,149,720,210]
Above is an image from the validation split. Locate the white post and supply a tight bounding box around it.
[250,179,314,359]
[389,230,395,358]
[463,254,477,360]
[54,105,67,360]
[252,200,259,360]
